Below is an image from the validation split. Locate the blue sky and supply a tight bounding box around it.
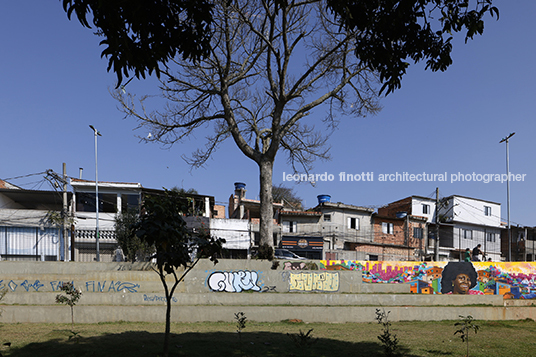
[1,1,535,226]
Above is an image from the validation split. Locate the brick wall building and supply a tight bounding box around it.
[346,213,427,261]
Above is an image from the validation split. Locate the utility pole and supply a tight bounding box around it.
[90,125,102,262]
[63,163,69,261]
[434,187,440,261]
[500,132,515,261]
[45,168,70,262]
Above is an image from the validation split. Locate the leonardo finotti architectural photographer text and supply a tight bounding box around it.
[282,171,527,184]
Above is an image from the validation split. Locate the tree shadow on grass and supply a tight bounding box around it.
[424,351,453,356]
[5,331,418,357]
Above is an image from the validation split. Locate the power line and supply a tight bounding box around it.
[1,171,48,181]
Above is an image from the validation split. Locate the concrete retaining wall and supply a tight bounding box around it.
[0,260,533,324]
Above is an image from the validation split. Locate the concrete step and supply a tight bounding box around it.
[1,304,533,324]
[1,291,503,307]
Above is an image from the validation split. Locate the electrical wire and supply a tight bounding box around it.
[1,171,47,181]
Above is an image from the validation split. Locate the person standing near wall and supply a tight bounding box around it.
[472,244,483,261]
[464,248,471,262]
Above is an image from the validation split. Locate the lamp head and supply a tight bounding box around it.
[89,125,102,136]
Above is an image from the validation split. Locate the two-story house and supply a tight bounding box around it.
[311,195,375,260]
[0,179,72,261]
[369,213,428,261]
[438,195,502,261]
[378,195,436,259]
[378,194,503,261]
[71,178,216,262]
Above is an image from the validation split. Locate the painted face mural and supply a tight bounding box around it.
[441,262,481,295]
[452,273,471,294]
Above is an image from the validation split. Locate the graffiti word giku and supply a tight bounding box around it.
[207,270,262,293]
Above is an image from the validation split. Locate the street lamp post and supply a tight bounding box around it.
[500,132,515,261]
[89,125,102,262]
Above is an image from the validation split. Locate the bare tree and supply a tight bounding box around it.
[273,183,303,210]
[115,0,381,247]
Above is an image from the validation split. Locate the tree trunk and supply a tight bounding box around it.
[159,268,171,357]
[258,158,274,248]
[163,296,171,357]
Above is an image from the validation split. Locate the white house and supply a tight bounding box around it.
[70,178,218,262]
[209,218,251,258]
[0,180,72,261]
[438,195,502,261]
[378,194,502,261]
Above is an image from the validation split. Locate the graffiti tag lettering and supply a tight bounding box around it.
[289,272,339,292]
[261,285,277,293]
[85,281,140,293]
[207,270,262,292]
[143,294,178,303]
[0,279,139,293]
[1,279,46,292]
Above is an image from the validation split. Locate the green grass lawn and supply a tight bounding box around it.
[0,318,535,356]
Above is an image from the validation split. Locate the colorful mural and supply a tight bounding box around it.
[320,260,536,299]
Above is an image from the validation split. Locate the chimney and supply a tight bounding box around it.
[79,168,83,179]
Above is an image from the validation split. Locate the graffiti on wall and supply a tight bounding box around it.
[207,270,262,292]
[288,272,339,292]
[283,262,307,270]
[0,279,140,293]
[143,294,178,303]
[320,260,536,299]
[85,281,140,293]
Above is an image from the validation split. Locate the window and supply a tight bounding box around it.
[347,217,359,230]
[282,221,297,233]
[422,204,430,214]
[484,206,491,216]
[463,229,473,240]
[486,232,496,242]
[323,214,331,222]
[382,222,394,234]
[121,194,140,212]
[76,193,117,213]
[369,254,379,261]
[413,227,423,239]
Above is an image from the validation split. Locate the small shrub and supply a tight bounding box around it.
[287,328,317,349]
[235,311,247,349]
[55,282,82,336]
[235,311,247,334]
[454,315,480,357]
[375,308,400,356]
